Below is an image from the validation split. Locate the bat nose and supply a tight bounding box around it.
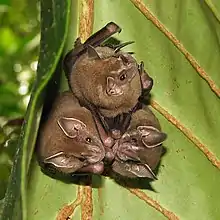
[106,87,123,96]
[108,89,117,95]
[106,77,123,96]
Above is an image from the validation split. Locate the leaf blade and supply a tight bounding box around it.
[1,1,71,219]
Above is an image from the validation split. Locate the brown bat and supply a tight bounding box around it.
[63,22,153,143]
[37,91,106,175]
[112,106,167,179]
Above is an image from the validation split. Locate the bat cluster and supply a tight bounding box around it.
[37,22,167,180]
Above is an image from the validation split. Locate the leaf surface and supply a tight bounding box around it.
[1,1,70,219]
[3,0,220,220]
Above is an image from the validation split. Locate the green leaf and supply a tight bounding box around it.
[1,1,70,219]
[3,0,220,219]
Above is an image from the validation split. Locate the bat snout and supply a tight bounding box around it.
[106,77,123,96]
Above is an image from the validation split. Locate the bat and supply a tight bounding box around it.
[112,106,167,179]
[138,61,153,102]
[37,91,106,175]
[63,22,154,142]
[68,44,142,114]
[67,40,141,141]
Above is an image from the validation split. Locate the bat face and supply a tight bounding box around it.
[112,128,165,179]
[106,53,139,97]
[116,126,166,161]
[37,91,105,175]
[41,116,106,174]
[111,108,167,179]
[56,117,105,164]
[70,46,142,117]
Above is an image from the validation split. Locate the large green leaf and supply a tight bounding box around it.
[3,0,220,219]
[1,1,70,219]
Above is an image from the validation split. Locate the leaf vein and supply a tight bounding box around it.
[205,0,220,24]
[79,0,94,42]
[130,0,220,97]
[56,185,83,220]
[151,100,220,169]
[81,186,93,220]
[128,188,179,220]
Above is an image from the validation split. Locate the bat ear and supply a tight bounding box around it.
[74,37,82,48]
[57,117,86,138]
[138,62,153,91]
[44,152,84,173]
[87,45,101,59]
[137,126,167,148]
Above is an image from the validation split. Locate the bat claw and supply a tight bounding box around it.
[104,147,115,163]
[103,136,115,148]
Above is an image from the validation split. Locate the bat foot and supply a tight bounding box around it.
[103,136,115,148]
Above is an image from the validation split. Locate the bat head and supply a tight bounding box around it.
[42,116,105,174]
[105,52,139,97]
[57,116,105,163]
[118,125,166,153]
[88,46,141,96]
[112,125,167,178]
[70,45,142,117]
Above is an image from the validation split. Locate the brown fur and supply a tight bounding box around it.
[112,106,166,178]
[37,91,105,164]
[129,106,161,131]
[69,46,142,117]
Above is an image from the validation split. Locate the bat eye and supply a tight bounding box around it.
[86,137,92,143]
[131,138,137,143]
[119,73,127,81]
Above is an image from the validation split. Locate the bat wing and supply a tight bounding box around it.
[138,61,153,102]
[116,142,162,171]
[137,146,163,170]
[44,152,85,174]
[44,151,105,175]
